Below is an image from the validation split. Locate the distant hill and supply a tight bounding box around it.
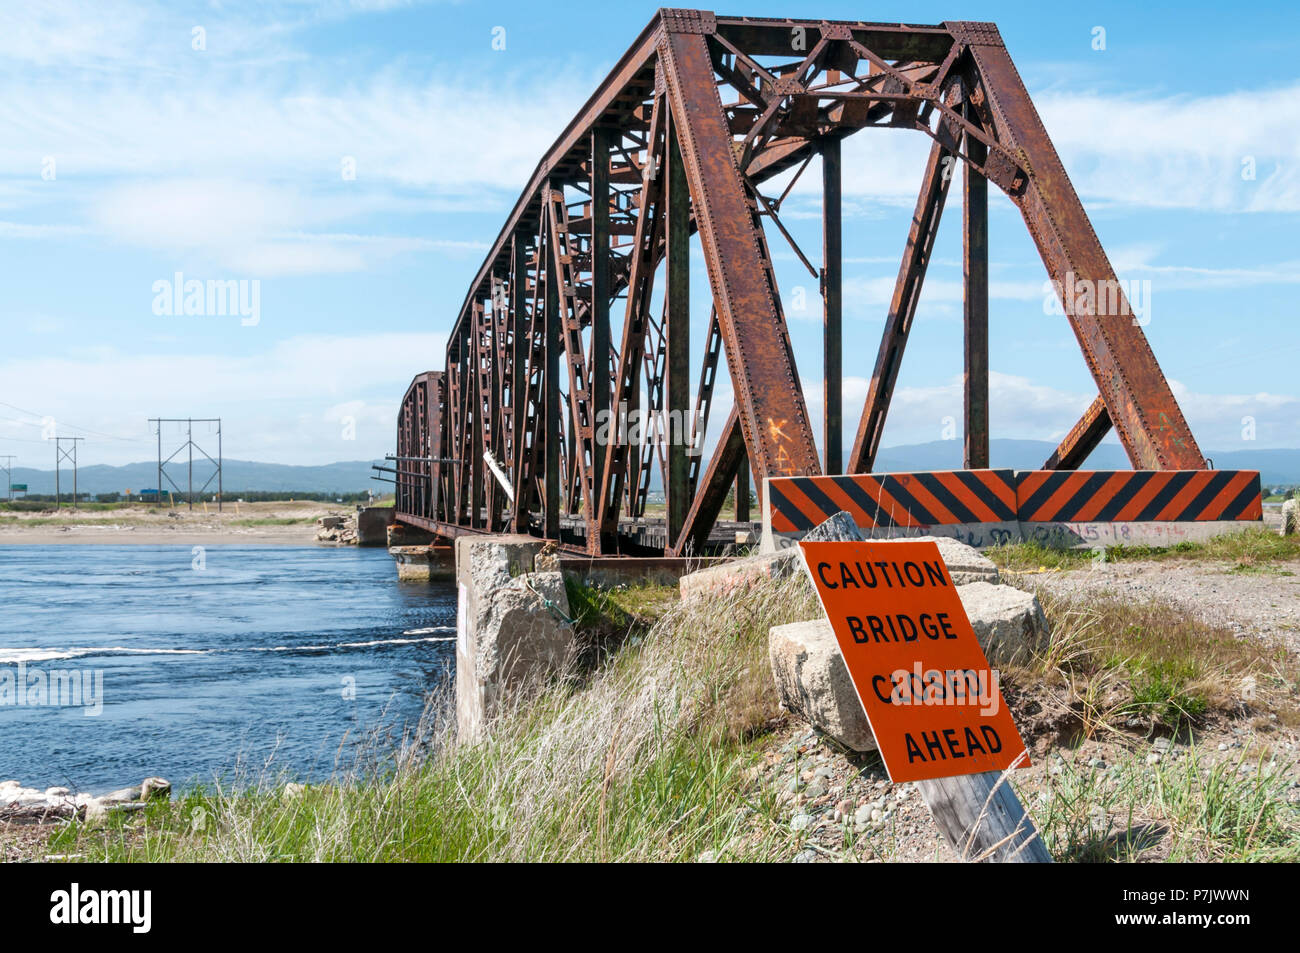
[6,459,378,496]
[6,441,1298,499]
[870,440,1300,487]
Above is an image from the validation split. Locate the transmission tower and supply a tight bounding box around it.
[0,455,14,502]
[53,437,84,508]
[149,418,222,511]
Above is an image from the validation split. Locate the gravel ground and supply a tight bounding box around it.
[742,713,1300,863]
[1014,558,1300,653]
[741,544,1300,863]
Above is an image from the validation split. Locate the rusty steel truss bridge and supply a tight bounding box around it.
[389,9,1207,556]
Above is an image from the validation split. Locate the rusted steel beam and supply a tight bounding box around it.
[949,20,1203,469]
[428,372,445,521]
[821,135,843,475]
[471,302,487,529]
[508,237,528,531]
[963,98,990,470]
[712,18,952,61]
[1043,395,1112,471]
[544,233,561,539]
[670,406,745,556]
[448,18,663,350]
[665,108,691,546]
[687,308,722,498]
[847,123,956,473]
[399,12,1209,555]
[589,127,613,511]
[735,448,750,523]
[596,92,667,550]
[659,24,820,482]
[546,186,599,535]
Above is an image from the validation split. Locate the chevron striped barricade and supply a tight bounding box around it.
[762,468,1264,551]
[1014,469,1263,549]
[761,470,1021,551]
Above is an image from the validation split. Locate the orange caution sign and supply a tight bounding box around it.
[798,540,1029,783]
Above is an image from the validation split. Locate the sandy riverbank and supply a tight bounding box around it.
[0,500,360,545]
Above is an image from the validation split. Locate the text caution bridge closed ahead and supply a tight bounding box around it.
[799,539,1029,784]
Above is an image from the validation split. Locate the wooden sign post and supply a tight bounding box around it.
[799,535,1052,863]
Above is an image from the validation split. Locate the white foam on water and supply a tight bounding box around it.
[0,646,208,664]
[0,632,455,665]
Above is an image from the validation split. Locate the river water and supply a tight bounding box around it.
[0,545,456,793]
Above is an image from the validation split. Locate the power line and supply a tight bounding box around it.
[0,400,147,444]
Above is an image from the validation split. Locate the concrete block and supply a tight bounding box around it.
[1021,519,1260,549]
[356,506,392,546]
[389,545,454,582]
[906,535,998,585]
[1281,499,1298,537]
[769,619,876,752]
[455,536,575,742]
[679,549,798,602]
[680,510,864,601]
[955,581,1048,666]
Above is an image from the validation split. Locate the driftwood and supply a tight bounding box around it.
[0,801,83,825]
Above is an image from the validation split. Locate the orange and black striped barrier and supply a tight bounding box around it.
[765,470,1020,547]
[1015,469,1261,524]
[763,469,1263,550]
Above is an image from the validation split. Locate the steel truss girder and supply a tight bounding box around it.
[395,9,1206,556]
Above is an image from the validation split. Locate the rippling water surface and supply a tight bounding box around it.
[0,545,456,793]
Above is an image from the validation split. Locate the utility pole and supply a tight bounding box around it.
[53,437,84,508]
[0,455,14,502]
[149,418,223,511]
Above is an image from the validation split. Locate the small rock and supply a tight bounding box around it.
[1147,753,1162,766]
[792,849,818,863]
[790,813,814,832]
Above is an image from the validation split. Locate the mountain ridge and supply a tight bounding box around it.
[4,441,1298,496]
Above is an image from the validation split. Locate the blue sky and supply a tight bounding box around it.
[1,0,1297,468]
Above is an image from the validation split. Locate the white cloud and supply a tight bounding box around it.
[793,371,1300,452]
[0,2,591,273]
[783,83,1300,214]
[841,274,1044,319]
[0,331,447,465]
